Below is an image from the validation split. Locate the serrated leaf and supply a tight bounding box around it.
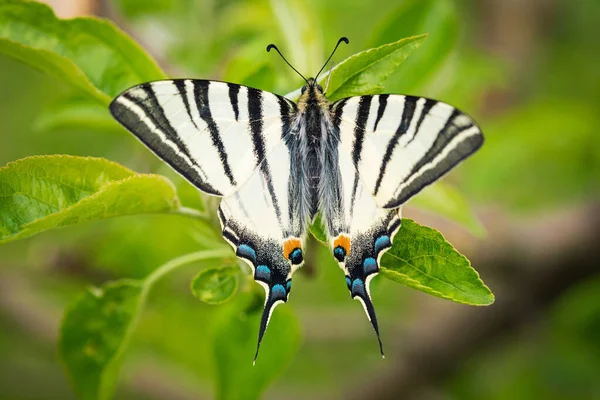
[368,0,458,94]
[59,249,232,400]
[191,266,239,305]
[380,219,493,305]
[410,182,485,237]
[285,35,427,102]
[0,155,180,243]
[0,0,165,104]
[214,304,301,400]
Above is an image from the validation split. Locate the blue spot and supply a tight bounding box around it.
[286,280,292,292]
[237,244,257,263]
[290,248,303,265]
[363,257,378,274]
[271,284,287,299]
[374,235,391,253]
[334,246,346,262]
[255,265,271,281]
[345,276,352,290]
[352,279,365,296]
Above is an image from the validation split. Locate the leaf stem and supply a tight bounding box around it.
[171,206,210,220]
[144,248,233,289]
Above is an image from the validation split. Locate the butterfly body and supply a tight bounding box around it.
[110,64,483,360]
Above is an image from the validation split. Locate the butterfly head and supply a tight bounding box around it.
[301,78,324,94]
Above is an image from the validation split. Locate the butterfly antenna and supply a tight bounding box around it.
[267,44,309,85]
[314,37,349,82]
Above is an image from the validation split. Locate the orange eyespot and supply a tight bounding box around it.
[283,238,302,260]
[333,234,351,255]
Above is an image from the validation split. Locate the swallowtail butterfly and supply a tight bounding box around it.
[109,37,483,362]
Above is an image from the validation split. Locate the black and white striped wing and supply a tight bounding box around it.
[333,95,483,209]
[109,79,295,197]
[110,80,305,362]
[326,95,483,355]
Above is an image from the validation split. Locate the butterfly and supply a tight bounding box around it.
[109,37,483,362]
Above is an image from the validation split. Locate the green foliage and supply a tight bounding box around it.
[380,219,494,305]
[463,99,600,211]
[368,0,458,95]
[60,280,144,400]
[191,266,240,305]
[0,0,165,104]
[214,304,301,400]
[33,97,120,134]
[410,182,485,236]
[285,35,427,101]
[60,249,232,400]
[0,2,500,400]
[0,156,181,243]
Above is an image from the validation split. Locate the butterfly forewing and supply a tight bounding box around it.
[332,95,483,209]
[109,80,295,197]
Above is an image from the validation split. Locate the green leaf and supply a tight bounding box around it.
[60,249,232,400]
[214,304,301,400]
[308,213,328,244]
[0,39,110,105]
[0,0,165,104]
[284,35,426,101]
[368,0,458,94]
[380,219,494,305]
[303,35,428,102]
[409,182,485,237]
[33,97,120,133]
[191,266,239,305]
[60,280,144,400]
[0,155,180,243]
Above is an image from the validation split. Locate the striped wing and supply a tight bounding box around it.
[110,80,305,362]
[217,125,308,362]
[332,95,484,209]
[325,95,483,355]
[109,79,295,197]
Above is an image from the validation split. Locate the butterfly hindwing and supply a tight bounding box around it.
[324,95,483,354]
[218,138,307,361]
[110,80,304,361]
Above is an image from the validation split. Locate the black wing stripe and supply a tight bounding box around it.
[247,88,283,227]
[373,95,418,195]
[385,111,482,208]
[174,80,200,130]
[117,87,221,196]
[372,94,388,132]
[410,109,472,174]
[405,98,437,146]
[349,96,372,218]
[193,81,237,187]
[228,83,240,121]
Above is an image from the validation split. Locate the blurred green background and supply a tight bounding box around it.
[1,0,599,399]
